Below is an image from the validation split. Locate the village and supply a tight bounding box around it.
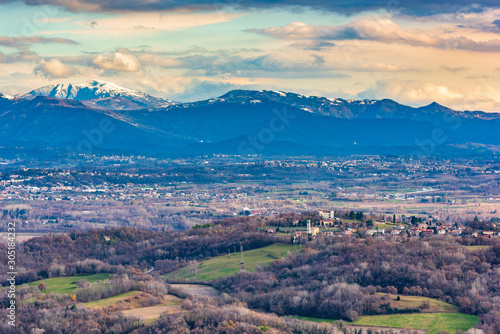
[262,209,500,242]
[0,155,499,238]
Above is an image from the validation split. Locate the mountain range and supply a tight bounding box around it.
[0,80,499,158]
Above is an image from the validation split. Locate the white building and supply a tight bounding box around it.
[318,210,335,219]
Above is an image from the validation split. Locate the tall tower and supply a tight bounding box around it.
[307,220,311,234]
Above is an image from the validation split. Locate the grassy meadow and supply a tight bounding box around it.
[164,243,300,281]
[26,273,110,294]
[352,313,479,334]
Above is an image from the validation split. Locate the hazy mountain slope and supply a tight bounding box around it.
[0,96,193,154]
[125,98,500,155]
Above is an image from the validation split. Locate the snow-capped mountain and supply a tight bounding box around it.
[24,79,175,110]
[209,89,500,122]
[0,92,13,100]
[213,90,378,118]
[1,83,499,157]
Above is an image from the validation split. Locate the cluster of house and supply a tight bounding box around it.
[472,231,500,238]
[406,224,461,237]
[265,210,500,240]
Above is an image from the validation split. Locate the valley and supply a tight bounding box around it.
[1,0,499,332]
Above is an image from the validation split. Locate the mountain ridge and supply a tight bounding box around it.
[7,80,500,119]
[1,80,499,157]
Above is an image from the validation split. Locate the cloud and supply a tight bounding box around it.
[0,36,78,49]
[177,53,345,78]
[93,52,141,72]
[37,12,242,36]
[34,59,79,78]
[36,17,76,24]
[172,80,258,102]
[0,50,40,63]
[348,63,423,72]
[441,66,469,72]
[290,40,336,50]
[248,19,500,52]
[138,54,181,67]
[6,0,500,16]
[247,22,325,40]
[357,79,499,111]
[120,75,262,102]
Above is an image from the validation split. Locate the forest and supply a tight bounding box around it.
[0,213,499,333]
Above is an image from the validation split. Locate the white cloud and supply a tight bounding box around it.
[93,52,141,72]
[248,19,500,52]
[36,17,77,24]
[38,12,243,36]
[359,79,500,111]
[138,54,181,68]
[34,59,79,78]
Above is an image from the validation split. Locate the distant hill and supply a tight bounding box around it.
[1,82,499,157]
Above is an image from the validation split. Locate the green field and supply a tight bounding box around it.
[352,313,479,334]
[376,293,459,313]
[83,290,141,308]
[164,243,300,281]
[27,273,111,294]
[464,245,490,251]
[288,316,337,324]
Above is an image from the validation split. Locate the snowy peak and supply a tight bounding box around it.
[0,92,14,100]
[219,89,377,106]
[26,80,175,110]
[216,89,378,118]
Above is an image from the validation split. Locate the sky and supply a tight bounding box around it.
[0,0,500,111]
